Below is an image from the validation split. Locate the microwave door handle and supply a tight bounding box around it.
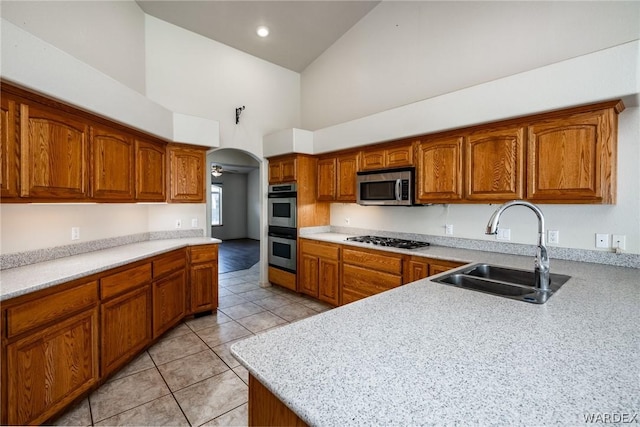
[395,179,402,201]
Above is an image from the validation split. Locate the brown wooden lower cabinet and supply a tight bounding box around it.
[404,256,466,282]
[249,374,307,427]
[7,307,99,425]
[298,239,340,306]
[0,243,219,425]
[189,244,219,314]
[341,247,404,304]
[100,284,153,377]
[153,270,186,338]
[269,266,297,291]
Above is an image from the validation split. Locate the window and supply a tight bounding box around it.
[211,184,222,226]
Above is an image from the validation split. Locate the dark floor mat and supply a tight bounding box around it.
[218,238,260,273]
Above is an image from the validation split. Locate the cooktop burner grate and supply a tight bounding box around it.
[346,235,430,250]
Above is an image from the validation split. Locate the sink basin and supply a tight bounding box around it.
[432,263,571,304]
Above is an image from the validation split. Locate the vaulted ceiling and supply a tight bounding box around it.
[136,1,380,72]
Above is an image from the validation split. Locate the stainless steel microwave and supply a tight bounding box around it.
[356,168,415,206]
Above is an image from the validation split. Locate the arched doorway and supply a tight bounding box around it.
[206,148,262,274]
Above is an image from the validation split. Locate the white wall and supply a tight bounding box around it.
[301,1,640,130]
[303,2,640,255]
[1,0,146,94]
[210,174,248,241]
[0,4,209,254]
[0,204,149,253]
[144,15,300,158]
[247,169,261,240]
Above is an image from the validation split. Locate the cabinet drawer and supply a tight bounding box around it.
[153,249,186,279]
[342,248,403,274]
[100,263,152,300]
[6,281,98,338]
[268,266,297,291]
[342,264,402,298]
[300,240,339,260]
[190,245,218,263]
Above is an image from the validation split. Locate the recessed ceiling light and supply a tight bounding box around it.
[256,26,269,38]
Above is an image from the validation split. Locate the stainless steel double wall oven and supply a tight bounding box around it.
[267,183,297,273]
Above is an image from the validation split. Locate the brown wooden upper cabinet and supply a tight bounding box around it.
[268,155,297,184]
[316,156,336,201]
[360,140,414,171]
[526,104,621,204]
[167,144,206,203]
[465,126,524,201]
[90,125,135,201]
[1,95,19,198]
[19,102,89,200]
[416,136,463,203]
[135,138,166,202]
[317,151,359,202]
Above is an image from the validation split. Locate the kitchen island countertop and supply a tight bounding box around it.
[231,234,639,426]
[0,237,221,301]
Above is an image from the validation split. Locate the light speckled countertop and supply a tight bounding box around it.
[0,237,221,301]
[231,233,640,426]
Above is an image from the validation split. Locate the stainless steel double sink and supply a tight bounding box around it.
[432,263,571,304]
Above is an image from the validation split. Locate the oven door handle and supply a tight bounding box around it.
[268,232,296,239]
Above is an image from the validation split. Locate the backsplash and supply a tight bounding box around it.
[0,229,204,270]
[325,226,640,269]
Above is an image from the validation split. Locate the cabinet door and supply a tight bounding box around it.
[360,148,385,171]
[466,127,524,201]
[317,157,336,201]
[406,259,430,283]
[190,262,217,314]
[153,270,186,338]
[527,109,616,203]
[1,96,19,198]
[416,137,463,203]
[168,145,205,202]
[386,143,414,168]
[268,160,282,184]
[318,258,339,306]
[336,153,359,202]
[281,157,297,182]
[101,285,152,376]
[91,125,135,200]
[7,308,98,426]
[20,103,88,199]
[136,138,166,201]
[299,254,319,298]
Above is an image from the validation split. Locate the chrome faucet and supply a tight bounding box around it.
[485,200,550,292]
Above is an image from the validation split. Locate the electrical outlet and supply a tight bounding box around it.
[445,224,453,235]
[175,219,182,229]
[548,230,559,244]
[71,227,80,241]
[345,217,350,225]
[191,218,198,228]
[612,235,626,251]
[595,233,609,248]
[496,228,511,241]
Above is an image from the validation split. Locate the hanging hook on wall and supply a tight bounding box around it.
[235,106,245,124]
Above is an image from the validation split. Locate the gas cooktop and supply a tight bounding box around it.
[345,235,430,250]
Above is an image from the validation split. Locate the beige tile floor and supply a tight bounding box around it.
[53,264,331,426]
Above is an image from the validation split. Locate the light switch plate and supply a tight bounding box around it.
[496,228,511,241]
